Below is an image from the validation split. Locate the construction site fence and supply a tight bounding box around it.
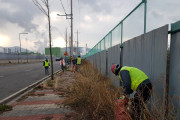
[84,0,180,58]
[85,22,180,119]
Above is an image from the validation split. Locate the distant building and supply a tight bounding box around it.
[8,48,11,53]
[4,48,7,53]
[0,47,3,53]
[45,47,65,57]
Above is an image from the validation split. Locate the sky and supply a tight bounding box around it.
[0,0,179,54]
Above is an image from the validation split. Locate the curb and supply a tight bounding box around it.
[0,70,61,105]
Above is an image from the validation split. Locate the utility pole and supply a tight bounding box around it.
[66,29,67,53]
[75,29,80,56]
[70,0,73,66]
[69,36,71,49]
[65,28,67,63]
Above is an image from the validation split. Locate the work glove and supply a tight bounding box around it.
[118,96,125,99]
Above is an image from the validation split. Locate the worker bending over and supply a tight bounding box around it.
[111,64,152,119]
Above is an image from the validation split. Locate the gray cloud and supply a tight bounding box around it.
[0,0,51,52]
[0,0,40,32]
[80,0,112,14]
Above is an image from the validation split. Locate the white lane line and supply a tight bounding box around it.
[25,69,33,72]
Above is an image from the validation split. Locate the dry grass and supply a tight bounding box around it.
[42,74,68,92]
[43,79,55,89]
[43,77,65,90]
[62,60,179,120]
[63,61,125,120]
[54,78,67,90]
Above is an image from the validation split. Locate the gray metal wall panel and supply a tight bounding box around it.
[87,55,93,65]
[90,56,93,64]
[100,50,106,75]
[108,44,120,87]
[169,31,180,117]
[122,25,168,103]
[86,56,89,62]
[86,56,90,63]
[94,53,101,72]
[90,55,93,65]
[93,54,95,68]
[93,54,97,69]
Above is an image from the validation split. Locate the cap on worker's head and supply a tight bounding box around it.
[111,64,119,75]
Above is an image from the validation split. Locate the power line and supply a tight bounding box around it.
[59,0,67,14]
[67,0,71,14]
[58,0,71,27]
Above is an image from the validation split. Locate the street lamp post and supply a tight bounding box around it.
[19,33,28,63]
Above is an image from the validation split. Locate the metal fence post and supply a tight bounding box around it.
[144,0,147,33]
[110,32,112,47]
[120,22,124,86]
[106,51,108,76]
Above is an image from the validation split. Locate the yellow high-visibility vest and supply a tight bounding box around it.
[44,61,49,67]
[77,57,81,65]
[119,66,148,91]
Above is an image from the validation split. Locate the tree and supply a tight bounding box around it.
[32,0,54,80]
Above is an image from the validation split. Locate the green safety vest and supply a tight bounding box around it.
[119,66,148,91]
[77,57,81,65]
[44,61,49,67]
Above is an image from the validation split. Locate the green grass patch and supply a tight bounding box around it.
[0,104,12,112]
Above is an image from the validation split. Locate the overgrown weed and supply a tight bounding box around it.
[63,61,124,119]
[43,79,55,88]
[54,78,67,90]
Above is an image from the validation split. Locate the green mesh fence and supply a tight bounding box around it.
[123,3,145,42]
[84,0,147,58]
[146,0,180,32]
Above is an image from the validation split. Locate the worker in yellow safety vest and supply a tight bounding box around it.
[111,64,152,120]
[43,58,50,75]
[77,55,81,65]
[76,55,81,71]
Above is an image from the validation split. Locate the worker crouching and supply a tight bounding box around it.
[111,64,152,120]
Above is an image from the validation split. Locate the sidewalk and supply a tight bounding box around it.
[0,72,75,120]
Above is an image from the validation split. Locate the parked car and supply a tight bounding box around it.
[55,58,60,61]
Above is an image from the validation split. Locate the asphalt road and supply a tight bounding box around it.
[0,61,60,101]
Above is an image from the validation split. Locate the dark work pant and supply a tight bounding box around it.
[45,67,49,75]
[76,64,80,71]
[131,83,152,120]
[61,65,64,72]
